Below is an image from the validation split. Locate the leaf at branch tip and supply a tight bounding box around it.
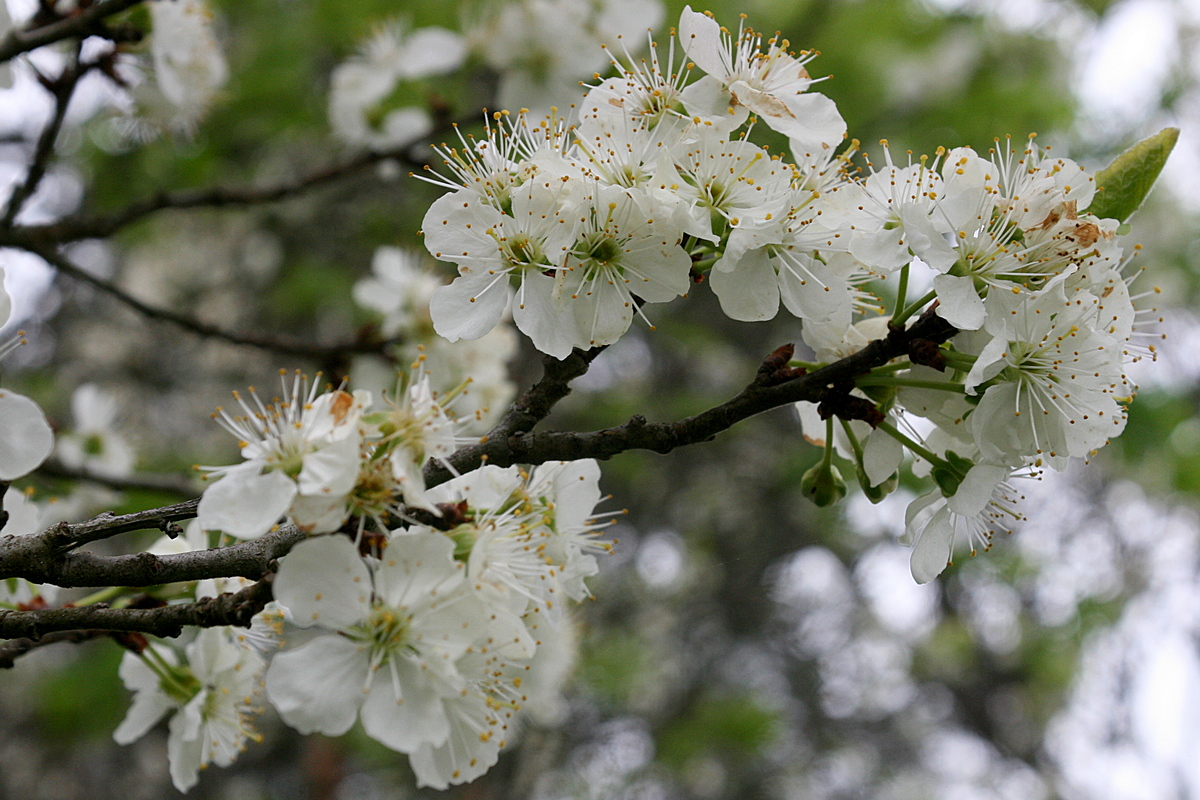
[1086,127,1179,223]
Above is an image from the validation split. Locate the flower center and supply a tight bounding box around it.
[351,603,412,667]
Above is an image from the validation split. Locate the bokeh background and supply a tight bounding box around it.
[2,0,1200,798]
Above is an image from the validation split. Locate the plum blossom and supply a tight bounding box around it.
[197,372,369,538]
[964,282,1129,470]
[113,629,265,793]
[265,533,487,752]
[678,6,845,152]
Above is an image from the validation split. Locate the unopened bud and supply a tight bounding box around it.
[801,461,847,507]
[857,464,898,504]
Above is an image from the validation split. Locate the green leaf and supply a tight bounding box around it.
[1086,127,1179,222]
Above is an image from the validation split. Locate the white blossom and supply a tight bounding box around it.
[198,373,369,538]
[265,533,487,753]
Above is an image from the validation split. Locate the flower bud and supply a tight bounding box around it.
[857,463,898,504]
[801,461,847,507]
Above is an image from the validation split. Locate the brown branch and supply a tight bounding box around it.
[3,128,461,246]
[0,578,273,640]
[32,246,398,359]
[0,628,105,668]
[483,346,607,441]
[0,0,145,63]
[0,520,306,589]
[53,498,201,549]
[424,310,958,484]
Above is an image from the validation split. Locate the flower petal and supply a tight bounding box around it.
[266,634,369,736]
[197,466,295,539]
[0,390,54,481]
[273,535,372,630]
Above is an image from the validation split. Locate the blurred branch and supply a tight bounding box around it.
[1,41,88,226]
[30,246,399,360]
[0,628,105,668]
[0,0,145,63]
[0,577,272,641]
[2,129,463,246]
[37,459,200,498]
[426,309,957,483]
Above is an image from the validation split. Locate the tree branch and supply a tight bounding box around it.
[425,310,957,484]
[0,628,105,668]
[0,577,273,640]
[37,459,199,498]
[3,134,451,246]
[0,0,145,64]
[0,521,306,589]
[30,246,399,359]
[1,42,87,226]
[1,312,954,626]
[482,346,606,441]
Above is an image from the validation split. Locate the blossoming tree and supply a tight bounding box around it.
[0,0,1182,795]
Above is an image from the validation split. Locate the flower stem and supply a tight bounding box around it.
[75,585,126,607]
[866,360,913,375]
[894,263,909,319]
[822,416,836,467]
[875,418,945,468]
[840,418,864,461]
[788,359,826,371]
[856,377,966,393]
[892,289,938,328]
[940,350,978,371]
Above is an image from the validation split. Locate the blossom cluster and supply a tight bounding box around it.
[351,246,518,432]
[103,369,609,790]
[417,6,1156,582]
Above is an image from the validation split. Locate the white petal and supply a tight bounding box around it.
[360,658,452,753]
[430,272,511,342]
[197,466,296,539]
[0,391,54,481]
[948,464,1009,518]
[862,427,904,486]
[512,271,580,358]
[708,249,780,321]
[113,687,175,745]
[910,505,954,584]
[166,707,204,793]
[678,7,728,79]
[273,535,372,629]
[265,635,369,736]
[0,267,10,328]
[374,532,463,611]
[933,274,986,331]
[297,431,361,496]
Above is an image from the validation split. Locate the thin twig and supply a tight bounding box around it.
[54,498,201,548]
[3,124,469,246]
[0,628,105,668]
[0,0,145,63]
[0,578,273,640]
[483,346,607,441]
[37,459,199,498]
[1,42,86,226]
[32,246,398,359]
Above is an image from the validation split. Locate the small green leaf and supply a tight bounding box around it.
[1086,127,1179,222]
